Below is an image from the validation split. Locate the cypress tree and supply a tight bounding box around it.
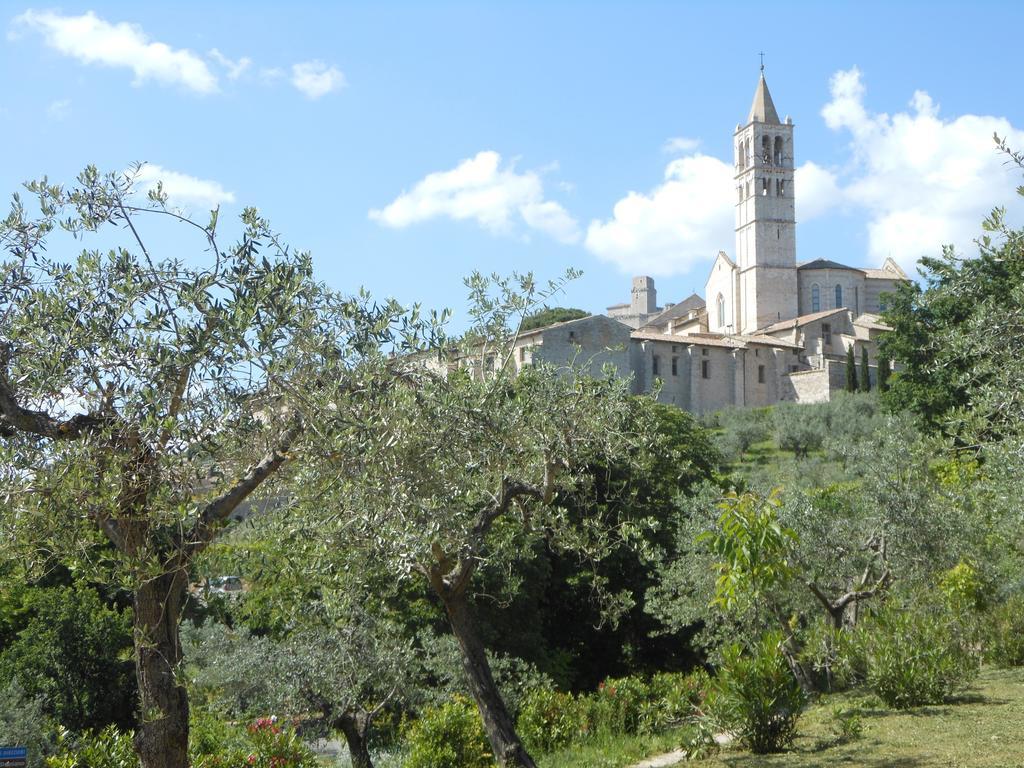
[845,346,858,392]
[860,347,871,392]
[878,356,891,392]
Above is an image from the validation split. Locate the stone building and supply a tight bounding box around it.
[515,71,907,414]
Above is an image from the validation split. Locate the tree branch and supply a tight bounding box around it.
[188,421,302,554]
[447,476,544,597]
[0,344,110,440]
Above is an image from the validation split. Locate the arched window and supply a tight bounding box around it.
[738,185,743,203]
[737,143,745,170]
[745,138,751,166]
[717,293,725,328]
[835,284,843,308]
[811,284,820,313]
[774,135,784,165]
[761,135,771,164]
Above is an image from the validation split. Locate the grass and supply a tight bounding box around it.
[687,667,1024,768]
[538,668,1024,768]
[538,729,685,768]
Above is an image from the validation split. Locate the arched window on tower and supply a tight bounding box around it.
[811,284,820,313]
[737,143,745,170]
[835,284,843,308]
[738,185,743,203]
[774,135,784,165]
[717,293,725,328]
[745,138,751,167]
[761,135,771,164]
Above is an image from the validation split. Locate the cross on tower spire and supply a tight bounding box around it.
[759,52,765,73]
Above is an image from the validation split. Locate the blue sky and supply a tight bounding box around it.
[4,1,1024,323]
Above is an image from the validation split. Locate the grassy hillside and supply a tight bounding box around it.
[691,667,1024,767]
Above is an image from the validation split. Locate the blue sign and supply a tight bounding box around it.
[0,750,26,759]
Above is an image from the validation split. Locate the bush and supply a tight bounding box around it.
[859,603,978,708]
[46,725,138,768]
[705,632,806,754]
[983,595,1024,667]
[516,688,585,754]
[404,696,493,768]
[773,403,825,458]
[0,682,57,768]
[715,407,770,460]
[584,675,652,737]
[638,671,708,735]
[0,585,135,733]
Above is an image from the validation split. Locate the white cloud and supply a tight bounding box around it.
[13,9,218,94]
[663,136,701,154]
[795,161,842,222]
[370,151,581,244]
[208,48,251,80]
[821,67,1024,272]
[291,60,346,99]
[585,154,735,275]
[133,165,235,209]
[46,98,71,120]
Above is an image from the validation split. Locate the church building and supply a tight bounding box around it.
[509,71,908,413]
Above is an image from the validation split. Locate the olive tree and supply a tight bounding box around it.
[309,274,656,768]
[0,167,405,768]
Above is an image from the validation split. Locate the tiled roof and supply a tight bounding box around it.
[643,293,706,328]
[760,307,847,333]
[853,313,892,331]
[631,330,802,351]
[797,259,864,273]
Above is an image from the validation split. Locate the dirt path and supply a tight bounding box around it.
[628,750,686,768]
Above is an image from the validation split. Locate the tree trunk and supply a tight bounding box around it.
[443,592,536,768]
[337,710,374,768]
[133,569,190,768]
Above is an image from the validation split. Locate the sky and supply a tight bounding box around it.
[4,1,1024,324]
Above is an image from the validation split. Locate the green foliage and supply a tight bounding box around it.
[772,402,825,458]
[877,355,891,392]
[705,632,806,754]
[46,726,138,768]
[403,696,494,768]
[845,346,857,393]
[859,347,871,393]
[700,490,796,615]
[0,585,135,732]
[639,671,708,734]
[0,682,58,768]
[982,595,1024,667]
[519,307,588,331]
[858,601,978,708]
[515,671,707,756]
[938,561,990,615]
[713,407,770,461]
[516,688,585,754]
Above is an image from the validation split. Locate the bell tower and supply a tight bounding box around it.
[733,70,797,333]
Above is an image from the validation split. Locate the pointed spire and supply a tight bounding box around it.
[747,73,781,125]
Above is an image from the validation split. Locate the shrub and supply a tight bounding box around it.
[705,632,806,754]
[859,603,978,708]
[715,407,770,460]
[404,696,493,768]
[584,674,652,736]
[983,595,1024,667]
[0,586,135,732]
[638,671,708,734]
[516,688,585,753]
[773,403,825,458]
[0,682,57,768]
[46,725,138,768]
